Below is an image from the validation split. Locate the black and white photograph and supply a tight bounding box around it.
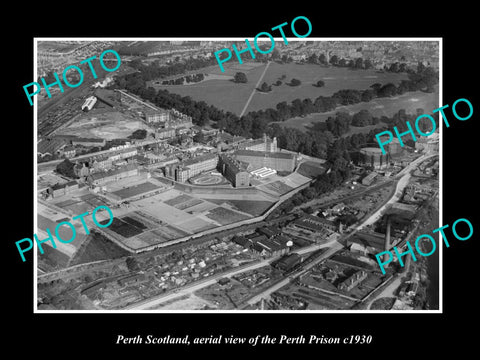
[33,38,441,312]
[6,5,479,355]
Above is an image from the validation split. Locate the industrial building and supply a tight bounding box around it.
[232,234,292,257]
[361,171,378,186]
[234,150,296,172]
[275,253,303,272]
[292,215,339,233]
[338,270,368,291]
[218,154,250,187]
[357,147,390,169]
[346,216,399,259]
[37,138,69,157]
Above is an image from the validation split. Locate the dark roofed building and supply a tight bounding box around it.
[276,253,302,272]
[257,226,281,238]
[293,215,338,232]
[37,138,68,156]
[232,235,252,248]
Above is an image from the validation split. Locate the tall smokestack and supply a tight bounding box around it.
[383,216,391,265]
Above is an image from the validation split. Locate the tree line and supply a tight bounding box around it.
[161,73,205,85]
[112,62,437,142]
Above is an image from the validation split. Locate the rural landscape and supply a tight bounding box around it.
[36,39,440,311]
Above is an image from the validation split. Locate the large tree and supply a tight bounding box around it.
[233,72,248,83]
[56,159,77,179]
[290,78,302,86]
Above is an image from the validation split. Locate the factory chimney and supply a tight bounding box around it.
[383,216,391,265]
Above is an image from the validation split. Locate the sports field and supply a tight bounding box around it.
[149,62,409,116]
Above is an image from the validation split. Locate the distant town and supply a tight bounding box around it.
[36,39,439,311]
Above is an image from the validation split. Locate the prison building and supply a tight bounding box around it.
[218,154,250,187]
[172,153,219,182]
[234,150,296,172]
[238,134,278,153]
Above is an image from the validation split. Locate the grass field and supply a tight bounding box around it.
[149,62,409,116]
[297,161,325,179]
[277,89,439,132]
[207,198,274,217]
[69,230,131,266]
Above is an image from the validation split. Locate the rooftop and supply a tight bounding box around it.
[235,150,295,160]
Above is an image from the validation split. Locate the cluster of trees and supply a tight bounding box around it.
[126,56,216,82]
[56,159,77,179]
[304,53,375,70]
[161,73,205,85]
[289,78,301,86]
[258,82,272,92]
[385,62,408,73]
[234,72,248,83]
[351,109,379,127]
[128,129,147,139]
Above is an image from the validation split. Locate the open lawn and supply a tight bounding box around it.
[297,161,325,179]
[207,198,274,217]
[69,230,131,266]
[149,62,409,116]
[276,89,439,132]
